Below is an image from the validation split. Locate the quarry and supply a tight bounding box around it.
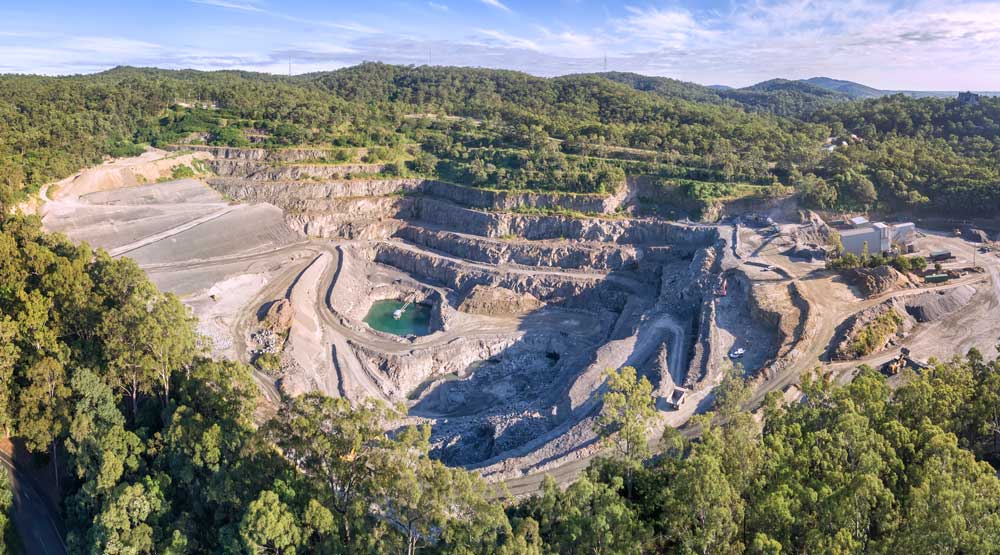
[38,146,1000,486]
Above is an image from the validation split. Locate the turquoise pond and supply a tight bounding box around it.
[363,300,433,337]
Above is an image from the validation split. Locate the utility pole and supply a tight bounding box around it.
[288,57,292,77]
[603,51,607,71]
[428,46,432,66]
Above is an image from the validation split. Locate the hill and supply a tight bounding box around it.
[802,76,885,99]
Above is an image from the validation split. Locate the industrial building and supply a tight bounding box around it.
[840,221,915,255]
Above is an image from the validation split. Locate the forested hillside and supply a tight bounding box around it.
[2,208,1000,553]
[1,63,998,216]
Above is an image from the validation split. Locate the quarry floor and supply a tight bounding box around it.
[37,149,1000,491]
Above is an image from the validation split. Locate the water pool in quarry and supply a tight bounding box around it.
[363,300,433,337]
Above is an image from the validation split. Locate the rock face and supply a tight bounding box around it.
[847,265,908,297]
[458,285,544,316]
[396,225,641,271]
[208,177,424,201]
[424,180,625,214]
[263,299,294,333]
[211,160,386,180]
[414,198,719,245]
[168,144,349,162]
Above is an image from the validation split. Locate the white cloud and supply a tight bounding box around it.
[189,0,264,13]
[428,2,449,12]
[5,0,1000,89]
[614,6,713,49]
[475,28,539,50]
[480,0,511,13]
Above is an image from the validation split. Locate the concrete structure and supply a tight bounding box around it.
[841,223,890,255]
[891,222,915,244]
[849,216,869,228]
[840,221,915,256]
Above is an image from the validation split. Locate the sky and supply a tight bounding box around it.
[2,0,1000,90]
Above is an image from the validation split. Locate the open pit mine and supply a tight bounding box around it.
[39,146,1000,486]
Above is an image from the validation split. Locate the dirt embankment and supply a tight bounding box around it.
[830,301,913,361]
[40,148,211,205]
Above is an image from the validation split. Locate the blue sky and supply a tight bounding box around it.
[2,0,999,89]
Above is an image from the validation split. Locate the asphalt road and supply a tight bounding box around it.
[0,453,66,555]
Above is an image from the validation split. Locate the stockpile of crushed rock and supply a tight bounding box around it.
[904,284,976,322]
[847,265,912,298]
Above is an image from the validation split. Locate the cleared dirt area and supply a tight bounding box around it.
[40,147,1000,490]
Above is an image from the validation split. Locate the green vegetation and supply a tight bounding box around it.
[170,164,196,180]
[2,64,997,214]
[851,309,905,357]
[0,470,15,554]
[829,250,928,274]
[254,352,281,375]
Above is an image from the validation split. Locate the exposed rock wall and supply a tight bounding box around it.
[685,297,717,389]
[168,144,345,162]
[395,225,640,271]
[748,284,795,346]
[210,159,386,180]
[208,177,424,202]
[373,243,628,309]
[414,198,718,245]
[424,181,623,214]
[352,336,518,398]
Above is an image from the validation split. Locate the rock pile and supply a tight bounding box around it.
[250,329,280,355]
[904,284,976,322]
[847,265,908,297]
[458,285,544,316]
[262,298,294,333]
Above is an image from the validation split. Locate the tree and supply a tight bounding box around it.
[0,470,12,555]
[263,394,399,549]
[521,474,646,555]
[371,426,505,555]
[143,293,199,408]
[594,366,658,498]
[0,318,19,435]
[17,356,71,488]
[65,369,141,495]
[88,478,165,555]
[239,490,303,555]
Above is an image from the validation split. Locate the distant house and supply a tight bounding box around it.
[849,216,869,228]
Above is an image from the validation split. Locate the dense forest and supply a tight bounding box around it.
[1,63,997,215]
[1,209,1000,553]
